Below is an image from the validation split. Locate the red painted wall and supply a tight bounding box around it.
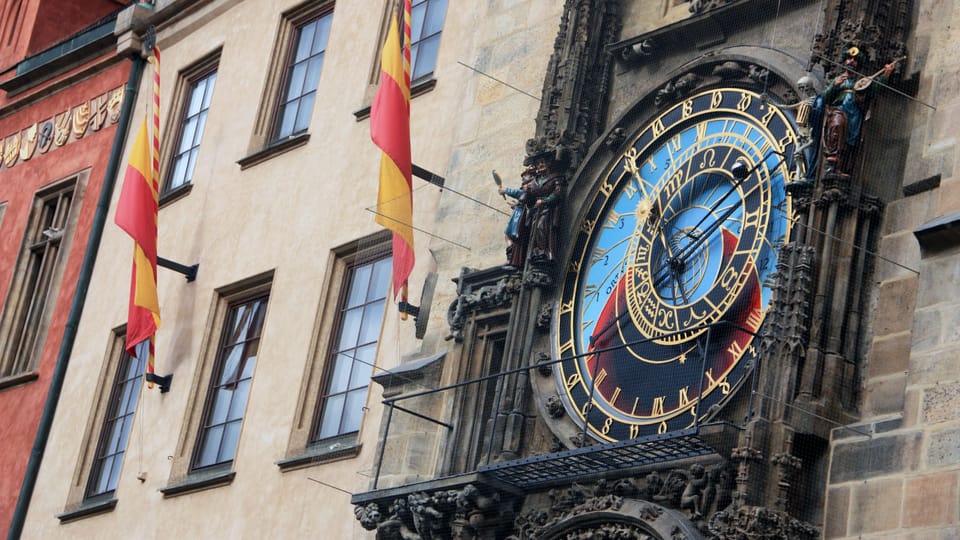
[0,0,130,70]
[0,55,129,534]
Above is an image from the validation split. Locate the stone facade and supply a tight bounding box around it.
[9,0,960,539]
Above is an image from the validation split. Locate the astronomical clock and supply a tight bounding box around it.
[550,87,799,443]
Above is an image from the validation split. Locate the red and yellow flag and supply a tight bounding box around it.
[371,0,414,300]
[116,47,161,378]
[115,118,160,355]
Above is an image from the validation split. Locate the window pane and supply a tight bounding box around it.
[337,307,363,350]
[348,343,376,389]
[179,117,198,153]
[318,394,345,439]
[218,421,242,463]
[346,264,372,307]
[219,345,244,385]
[170,155,189,189]
[209,387,232,424]
[192,111,208,146]
[277,102,298,138]
[196,424,224,468]
[116,416,134,454]
[279,105,299,138]
[328,352,352,394]
[340,389,367,434]
[227,380,250,421]
[358,300,385,344]
[312,15,332,54]
[286,63,307,101]
[411,2,427,42]
[187,80,206,116]
[293,92,315,134]
[185,149,200,185]
[413,35,441,80]
[202,73,217,109]
[368,259,392,301]
[105,455,123,492]
[423,0,447,35]
[303,56,324,95]
[294,21,317,63]
[94,456,114,494]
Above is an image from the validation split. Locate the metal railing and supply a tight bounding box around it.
[369,320,760,491]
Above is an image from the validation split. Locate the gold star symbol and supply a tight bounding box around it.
[678,352,686,364]
[636,197,653,223]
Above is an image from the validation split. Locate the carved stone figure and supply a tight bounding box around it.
[524,150,566,265]
[498,166,537,270]
[778,75,823,188]
[820,47,898,177]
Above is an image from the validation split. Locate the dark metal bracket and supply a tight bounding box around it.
[158,257,198,282]
[145,372,173,393]
[398,301,420,318]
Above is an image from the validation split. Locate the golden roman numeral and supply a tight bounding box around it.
[610,386,622,404]
[651,396,666,416]
[594,368,608,388]
[678,386,691,407]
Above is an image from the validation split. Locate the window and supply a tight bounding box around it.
[59,330,143,521]
[313,253,391,441]
[273,10,332,140]
[161,273,272,496]
[409,0,447,82]
[86,340,147,499]
[278,232,390,469]
[193,293,268,470]
[165,69,217,192]
[0,176,81,381]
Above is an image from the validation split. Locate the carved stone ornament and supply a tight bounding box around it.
[446,273,522,342]
[37,120,54,154]
[54,111,71,147]
[688,0,736,15]
[536,302,553,330]
[536,351,553,376]
[522,266,554,289]
[19,123,37,161]
[529,0,622,170]
[546,395,566,418]
[507,477,705,540]
[354,484,515,540]
[3,133,19,168]
[707,505,819,539]
[72,102,90,139]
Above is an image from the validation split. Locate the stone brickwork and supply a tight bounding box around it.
[824,0,960,536]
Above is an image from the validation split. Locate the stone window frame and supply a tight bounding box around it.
[58,329,146,522]
[159,48,221,205]
[278,230,391,471]
[238,0,334,170]
[160,271,274,497]
[0,172,86,389]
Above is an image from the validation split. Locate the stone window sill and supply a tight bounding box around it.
[277,439,361,472]
[159,468,235,498]
[236,132,310,170]
[353,77,437,121]
[0,370,40,391]
[57,497,118,523]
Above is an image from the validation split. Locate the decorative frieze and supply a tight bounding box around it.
[0,86,124,172]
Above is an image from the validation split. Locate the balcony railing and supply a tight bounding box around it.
[364,321,758,495]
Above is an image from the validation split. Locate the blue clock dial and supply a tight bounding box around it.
[556,88,796,441]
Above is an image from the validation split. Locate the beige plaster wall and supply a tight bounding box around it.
[20,0,561,538]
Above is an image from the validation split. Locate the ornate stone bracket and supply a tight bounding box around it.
[446,267,522,342]
[354,483,516,540]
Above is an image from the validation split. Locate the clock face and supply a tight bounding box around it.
[555,88,796,442]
